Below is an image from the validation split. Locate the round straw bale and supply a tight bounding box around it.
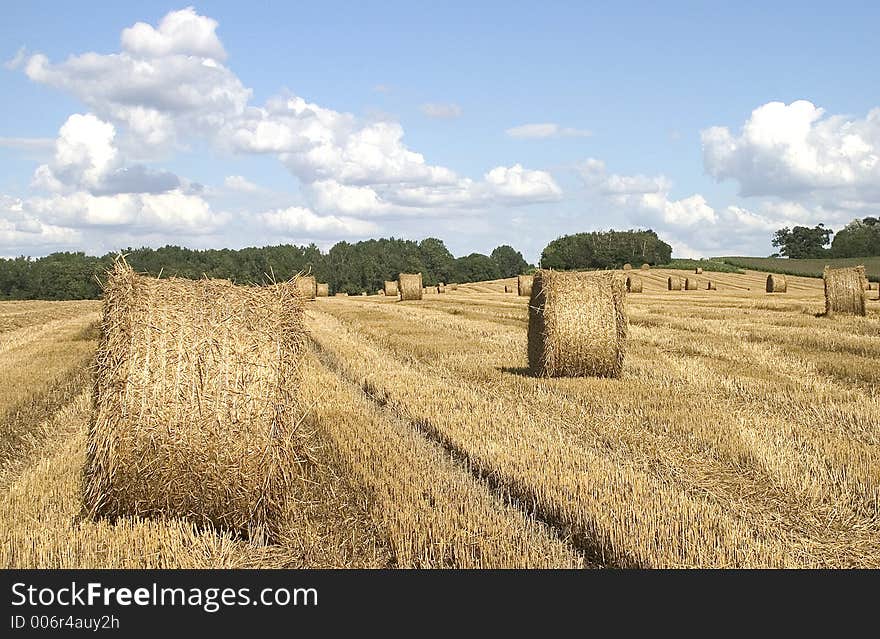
[528,270,626,378]
[640,263,651,270]
[695,267,703,274]
[625,275,643,293]
[295,274,317,300]
[334,292,348,297]
[504,284,515,293]
[622,263,632,271]
[684,277,698,290]
[766,274,787,293]
[667,276,682,291]
[518,274,534,297]
[384,280,399,297]
[437,285,446,293]
[83,260,308,542]
[706,281,717,290]
[449,283,458,290]
[398,273,423,301]
[824,265,867,316]
[316,282,329,297]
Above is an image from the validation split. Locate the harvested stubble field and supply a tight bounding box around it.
[2,268,879,568]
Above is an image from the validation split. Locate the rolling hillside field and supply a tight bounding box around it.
[719,256,880,281]
[1,269,879,568]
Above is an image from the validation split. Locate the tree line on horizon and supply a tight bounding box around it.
[0,229,673,301]
[771,217,880,259]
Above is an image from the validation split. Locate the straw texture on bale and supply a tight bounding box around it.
[518,274,534,297]
[684,277,698,290]
[766,274,787,293]
[398,273,423,301]
[527,270,627,378]
[824,266,867,316]
[641,263,650,270]
[383,280,399,297]
[706,281,717,290]
[316,283,329,297]
[83,260,309,542]
[295,275,317,301]
[625,275,643,293]
[623,263,632,270]
[667,277,682,291]
[695,267,703,274]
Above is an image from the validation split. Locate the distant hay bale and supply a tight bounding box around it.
[316,283,329,297]
[384,280,399,297]
[766,274,787,293]
[528,270,626,378]
[334,292,348,297]
[437,285,446,293]
[706,281,717,291]
[667,276,682,291]
[360,292,367,296]
[625,275,643,293]
[684,277,698,290]
[824,266,866,316]
[518,274,534,297]
[83,260,309,542]
[295,275,317,300]
[867,281,877,291]
[641,264,651,270]
[398,273,423,301]
[695,267,703,274]
[449,283,458,290]
[504,285,514,293]
[622,263,632,271]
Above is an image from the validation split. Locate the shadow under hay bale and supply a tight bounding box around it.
[384,280,399,297]
[316,283,329,297]
[527,270,627,378]
[667,276,682,291]
[824,266,866,317]
[83,259,310,543]
[295,275,317,301]
[766,274,787,293]
[625,275,642,293]
[398,273,423,301]
[518,274,534,297]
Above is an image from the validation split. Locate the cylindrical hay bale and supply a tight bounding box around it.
[518,274,534,297]
[437,285,446,293]
[316,283,329,297]
[528,270,626,378]
[622,263,632,271]
[867,281,877,291]
[384,280,399,297]
[824,266,867,316]
[360,292,367,296]
[641,264,651,270]
[83,260,308,542]
[398,273,423,301]
[450,283,458,290]
[706,281,717,291]
[504,285,514,293]
[667,276,682,291]
[334,292,348,297]
[766,274,787,293]
[684,277,698,290]
[625,275,643,293]
[695,267,703,274]
[295,274,317,300]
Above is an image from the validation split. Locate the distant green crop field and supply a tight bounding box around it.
[657,259,744,273]
[716,256,880,281]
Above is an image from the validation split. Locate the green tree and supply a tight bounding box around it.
[418,238,455,284]
[830,217,880,257]
[771,224,832,258]
[540,229,672,270]
[452,253,500,282]
[490,245,529,278]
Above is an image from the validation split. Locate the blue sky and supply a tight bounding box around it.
[2,2,879,262]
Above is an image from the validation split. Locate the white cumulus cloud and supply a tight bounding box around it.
[506,123,592,139]
[121,6,227,61]
[258,206,378,237]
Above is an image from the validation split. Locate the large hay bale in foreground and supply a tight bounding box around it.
[518,274,534,297]
[83,261,308,542]
[625,275,643,293]
[824,266,866,316]
[295,275,316,300]
[398,273,423,301]
[384,280,399,297]
[316,283,329,297]
[528,270,626,378]
[667,276,682,291]
[766,274,787,293]
[684,277,698,290]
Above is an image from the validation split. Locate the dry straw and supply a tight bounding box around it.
[295,275,317,301]
[623,263,632,271]
[316,283,329,297]
[384,280,399,297]
[398,273,423,301]
[518,274,534,297]
[667,276,682,291]
[824,266,866,316]
[625,275,643,293]
[83,259,310,542]
[527,270,627,378]
[684,278,698,290]
[766,274,787,293]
